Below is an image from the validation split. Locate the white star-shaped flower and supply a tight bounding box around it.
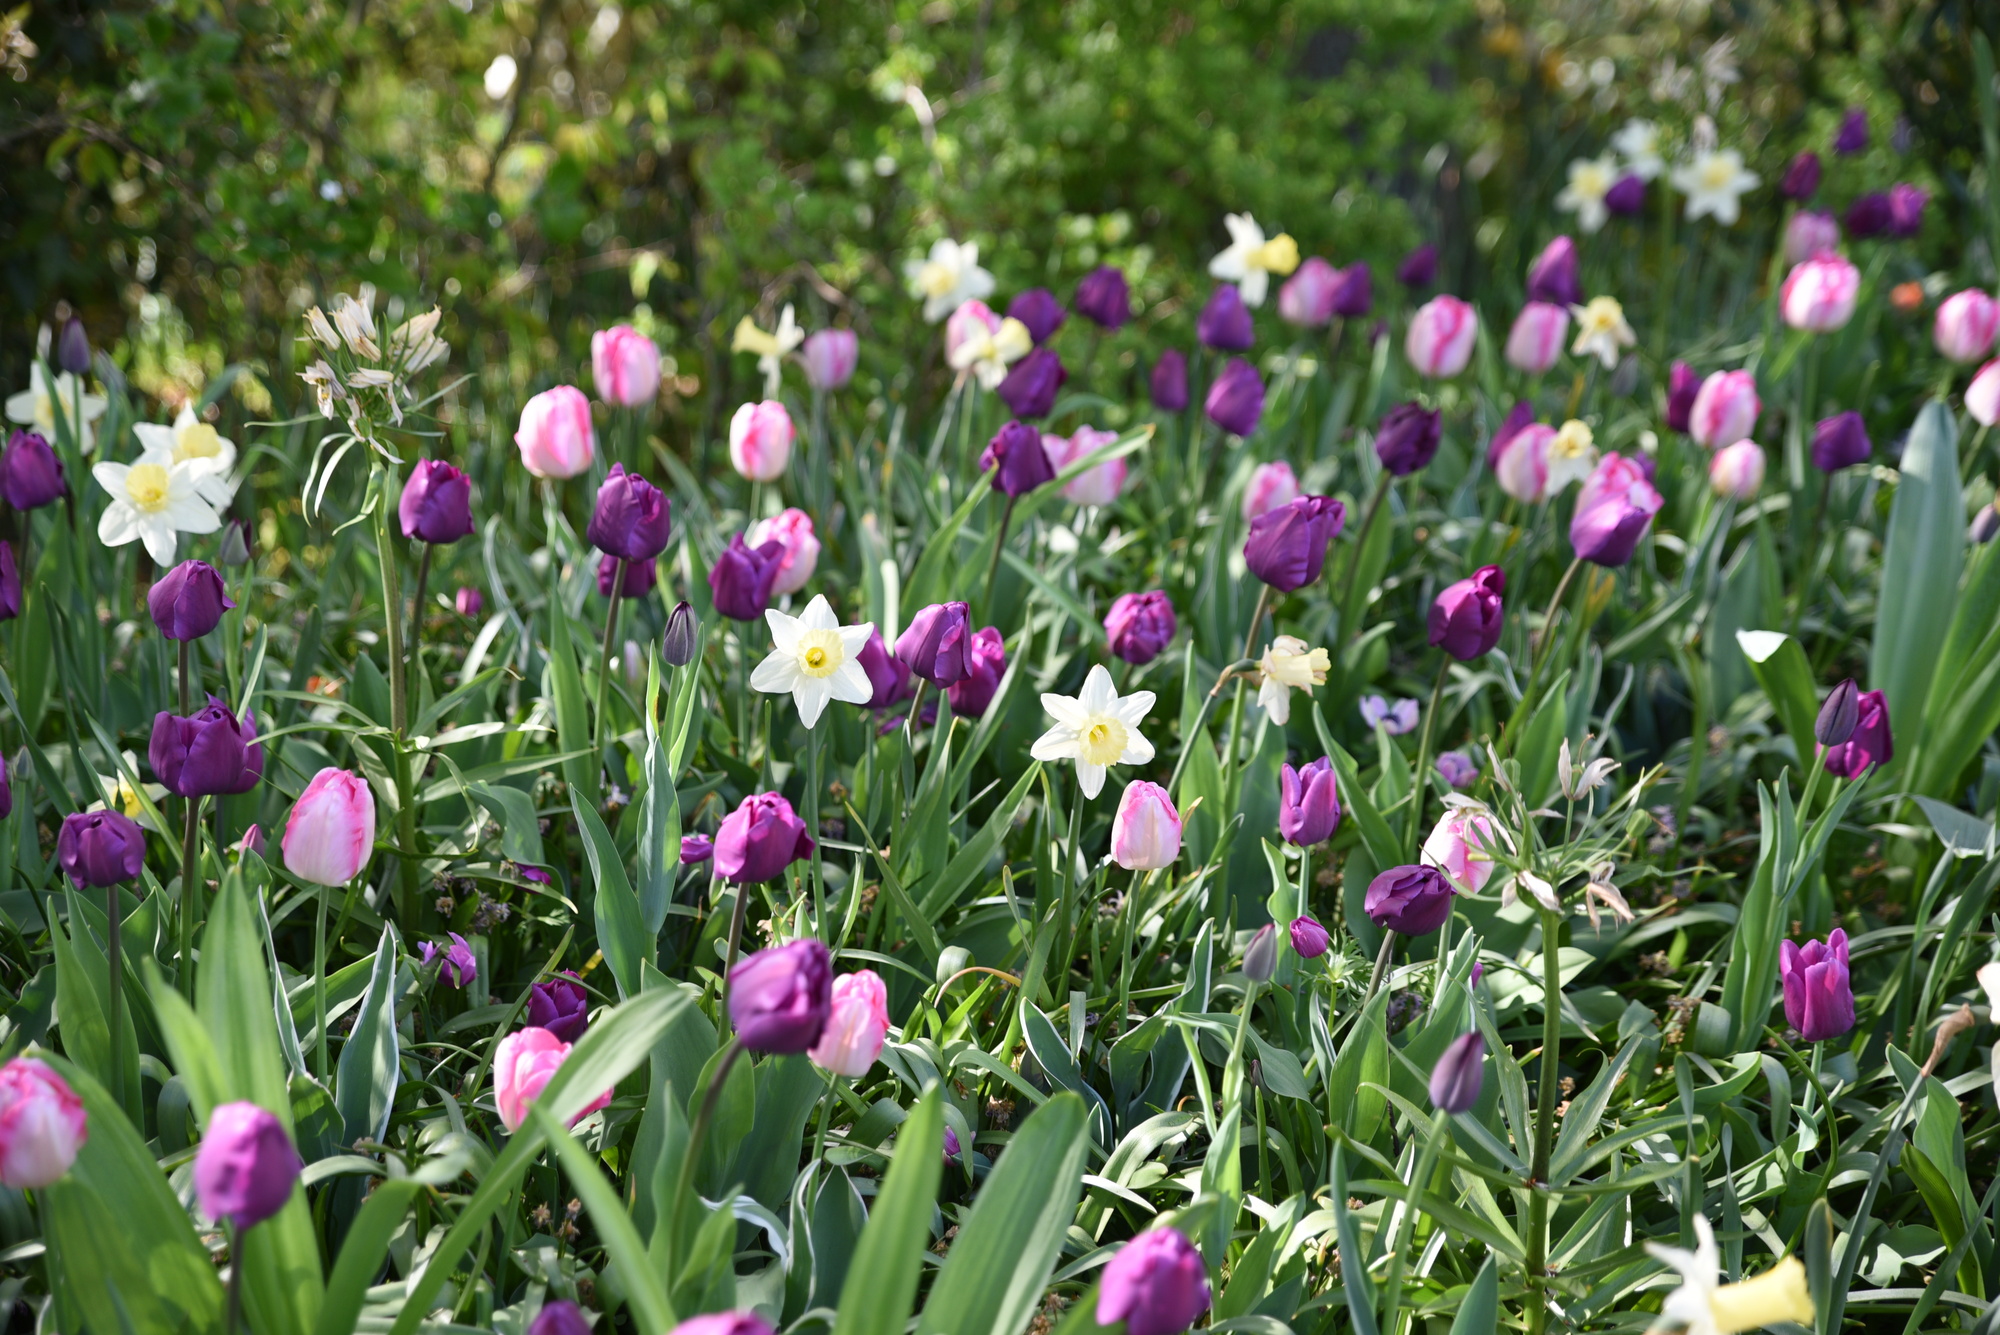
[1644,1215,1813,1335]
[905,238,996,324]
[1555,156,1620,233]
[1569,297,1635,368]
[7,363,108,454]
[748,594,875,728]
[1030,664,1156,799]
[1207,213,1300,308]
[1256,636,1330,726]
[1543,419,1598,494]
[134,404,239,508]
[92,458,223,565]
[1670,149,1759,226]
[1612,119,1667,181]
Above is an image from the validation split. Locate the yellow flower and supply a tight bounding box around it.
[1569,296,1635,368]
[1256,635,1330,726]
[1209,213,1300,308]
[1646,1217,1813,1335]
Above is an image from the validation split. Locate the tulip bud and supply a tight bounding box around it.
[529,1301,595,1335]
[1822,688,1891,778]
[663,600,700,666]
[728,938,833,1054]
[1780,150,1822,201]
[1364,864,1455,936]
[1780,255,1860,334]
[0,1057,86,1189]
[1041,425,1127,507]
[0,753,12,820]
[1688,370,1760,450]
[1810,411,1871,473]
[800,329,860,390]
[1278,257,1340,328]
[1243,494,1343,592]
[515,385,596,479]
[1665,361,1701,433]
[1197,284,1255,351]
[1815,679,1860,748]
[0,543,18,624]
[1242,923,1278,983]
[1525,236,1581,307]
[150,696,262,798]
[235,824,265,858]
[996,348,1067,420]
[454,586,483,618]
[809,969,890,1077]
[853,628,910,709]
[591,324,662,407]
[281,767,376,887]
[1571,455,1663,567]
[1504,303,1570,375]
[526,970,589,1043]
[1375,402,1443,476]
[1844,191,1891,239]
[1241,461,1300,523]
[1110,781,1182,871]
[1972,504,2000,545]
[680,833,714,864]
[1494,422,1555,503]
[1278,757,1341,847]
[715,792,814,883]
[218,518,253,567]
[1289,916,1330,959]
[148,559,235,641]
[1405,295,1476,378]
[1967,360,2000,427]
[1075,266,1131,330]
[0,430,65,511]
[1427,565,1506,660]
[586,464,672,564]
[57,810,144,887]
[193,1101,302,1229]
[1006,289,1067,345]
[1780,930,1855,1041]
[1149,350,1189,411]
[1204,358,1266,436]
[728,400,796,482]
[1396,244,1438,289]
[1330,262,1373,317]
[1784,210,1841,264]
[494,1027,612,1132]
[594,553,653,601]
[1708,440,1766,500]
[1104,591,1176,665]
[895,601,972,686]
[1436,750,1479,789]
[399,459,477,545]
[57,318,91,376]
[1935,289,2000,364]
[1097,1227,1211,1335]
[1428,1032,1487,1113]
[1887,183,1928,238]
[668,1314,777,1335]
[944,626,1007,717]
[980,420,1056,497]
[1604,174,1646,216]
[1833,107,1868,155]
[707,534,785,622]
[1422,806,1499,895]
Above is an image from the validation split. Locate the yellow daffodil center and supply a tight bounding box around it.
[1706,1258,1814,1334]
[1248,233,1300,275]
[1577,298,1625,335]
[1551,420,1594,458]
[918,261,958,298]
[174,422,223,462]
[116,776,142,818]
[125,463,171,512]
[795,629,843,679]
[1700,156,1736,189]
[1079,714,1128,766]
[1575,163,1611,196]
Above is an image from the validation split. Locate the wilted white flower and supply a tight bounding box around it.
[1256,636,1330,726]
[1570,297,1635,368]
[329,292,380,360]
[1502,869,1563,913]
[1559,737,1620,800]
[1582,864,1634,929]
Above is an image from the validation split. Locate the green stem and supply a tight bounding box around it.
[1525,905,1564,1334]
[594,559,626,773]
[1166,657,1256,799]
[721,879,749,1022]
[178,794,201,1000]
[1337,473,1394,638]
[178,638,193,716]
[1364,929,1396,1004]
[224,1224,245,1335]
[1379,1117,1446,1335]
[1239,583,1272,664]
[806,721,824,938]
[372,468,420,923]
[315,882,333,1082]
[107,881,125,1110]
[1404,659,1450,857]
[409,542,433,685]
[668,1037,746,1269]
[1224,980,1260,1108]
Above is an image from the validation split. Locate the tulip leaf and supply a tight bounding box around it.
[545,598,596,798]
[1736,629,1820,774]
[903,478,990,613]
[1908,538,2000,800]
[572,789,650,999]
[49,892,138,1116]
[1870,399,1963,744]
[915,759,1042,921]
[336,922,403,1145]
[315,1178,422,1335]
[1314,706,1402,874]
[1447,1256,1500,1335]
[468,780,544,867]
[831,1086,945,1335]
[533,1100,679,1333]
[1513,668,1570,810]
[635,656,681,936]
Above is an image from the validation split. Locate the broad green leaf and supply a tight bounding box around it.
[547,598,596,797]
[916,761,1042,921]
[315,1178,421,1335]
[533,1101,678,1332]
[1314,707,1401,874]
[832,1087,945,1335]
[573,791,650,998]
[1514,669,1570,810]
[1447,1255,1500,1335]
[1870,400,1963,743]
[1736,631,1820,773]
[336,923,403,1144]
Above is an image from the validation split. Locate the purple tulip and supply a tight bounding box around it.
[943,1125,962,1162]
[896,601,972,686]
[660,602,701,670]
[1811,411,1870,473]
[421,932,478,988]
[1436,750,1478,789]
[715,792,814,884]
[981,420,1057,497]
[1375,402,1443,476]
[1822,688,1891,778]
[1428,565,1506,661]
[1844,192,1892,240]
[1197,285,1255,351]
[680,833,715,865]
[57,810,145,887]
[667,1315,774,1335]
[1975,505,2000,545]
[1525,236,1581,307]
[0,754,11,821]
[529,1301,595,1335]
[1243,923,1278,983]
[1887,183,1928,238]
[57,318,91,377]
[587,464,672,563]
[1666,361,1700,434]
[1103,591,1176,665]
[397,459,475,545]
[1075,266,1131,329]
[1428,1032,1486,1113]
[1780,151,1822,201]
[1815,678,1860,748]
[1780,930,1855,1041]
[1604,174,1647,216]
[1204,357,1265,436]
[1396,243,1438,289]
[1833,107,1868,155]
[598,552,657,600]
[526,971,589,1042]
[193,1101,301,1230]
[148,560,235,641]
[1243,494,1343,593]
[1570,460,1663,567]
[1364,864,1454,936]
[1331,262,1374,317]
[0,544,18,622]
[1097,1227,1211,1335]
[728,938,833,1054]
[854,629,912,709]
[1290,916,1331,959]
[1150,350,1189,411]
[945,626,1006,717]
[456,586,484,618]
[149,696,262,798]
[1006,289,1067,345]
[1,431,65,510]
[1278,756,1341,846]
[996,349,1066,420]
[707,534,785,621]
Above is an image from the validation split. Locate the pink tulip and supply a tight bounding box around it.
[1494,423,1556,503]
[745,507,821,597]
[1405,295,1478,378]
[1040,426,1127,507]
[1935,289,2000,364]
[1967,360,2000,427]
[515,386,596,479]
[1504,302,1570,374]
[1241,460,1300,523]
[1688,370,1760,450]
[1574,451,1653,518]
[808,970,890,1077]
[1110,781,1182,871]
[944,300,1001,363]
[591,325,662,407]
[494,1027,612,1133]
[1421,806,1498,895]
[1780,255,1860,333]
[728,401,796,482]
[1783,210,1840,264]
[282,767,375,887]
[801,330,859,390]
[1277,257,1340,328]
[1709,439,1766,500]
[0,1057,86,1189]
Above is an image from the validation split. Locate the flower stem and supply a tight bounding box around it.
[371,467,421,924]
[806,721,824,938]
[1379,1115,1446,1335]
[594,560,625,779]
[1364,929,1397,1004]
[1525,905,1565,1333]
[984,492,1018,618]
[667,1037,745,1271]
[720,880,750,1028]
[1239,583,1272,663]
[1337,472,1394,639]
[178,794,201,1000]
[107,881,125,1109]
[224,1224,245,1335]
[1404,659,1451,857]
[178,638,194,716]
[315,882,333,1081]
[408,543,432,685]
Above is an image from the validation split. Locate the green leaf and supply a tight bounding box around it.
[1330,988,1389,1143]
[49,893,137,1115]
[547,599,596,797]
[1447,1256,1500,1335]
[635,659,682,937]
[832,1086,946,1335]
[916,761,1043,921]
[1314,707,1401,873]
[532,1101,678,1332]
[336,923,403,1144]
[1736,630,1820,774]
[573,790,651,999]
[1514,670,1571,810]
[468,781,544,867]
[904,479,991,612]
[1870,400,1964,743]
[315,1179,421,1335]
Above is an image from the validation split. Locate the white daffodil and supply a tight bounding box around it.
[133,405,238,508]
[1207,212,1300,309]
[6,363,108,454]
[749,594,875,728]
[1644,1215,1813,1335]
[731,304,805,397]
[1544,419,1599,493]
[905,238,996,324]
[92,457,223,565]
[1031,664,1156,800]
[947,315,1033,390]
[1256,636,1330,726]
[1570,296,1636,369]
[1670,149,1760,226]
[1555,156,1620,233]
[1612,119,1667,181]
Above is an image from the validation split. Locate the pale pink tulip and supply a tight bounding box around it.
[515,386,596,479]
[1936,289,2000,364]
[282,768,376,887]
[801,330,859,390]
[1405,295,1477,378]
[1494,423,1556,503]
[1709,439,1766,500]
[1276,258,1340,328]
[728,401,796,482]
[1780,256,1860,333]
[1111,781,1182,871]
[1421,806,1498,895]
[0,1058,86,1189]
[1504,303,1570,374]
[494,1027,612,1133]
[1241,461,1300,523]
[745,508,821,597]
[591,326,662,407]
[1688,370,1760,450]
[1041,426,1128,507]
[808,971,890,1077]
[1783,210,1840,264]
[1967,360,2000,427]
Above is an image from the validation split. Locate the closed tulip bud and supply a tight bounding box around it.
[854,628,911,709]
[1279,756,1341,846]
[896,601,972,686]
[745,507,819,597]
[1330,261,1374,317]
[1375,401,1443,476]
[235,824,264,858]
[1833,107,1868,155]
[1423,806,1499,895]
[1689,370,1760,449]
[1204,358,1266,436]
[728,400,796,482]
[150,696,262,798]
[1241,461,1300,523]
[1780,150,1822,201]
[1974,504,2000,545]
[1396,243,1438,289]
[707,534,785,621]
[193,1101,301,1229]
[1243,494,1343,592]
[1887,183,1928,238]
[997,348,1067,420]
[1365,864,1455,936]
[56,317,91,376]
[980,420,1056,497]
[1436,750,1479,789]
[587,464,672,563]
[1429,565,1506,660]
[1665,361,1701,433]
[809,969,890,1077]
[1006,289,1067,345]
[1936,290,2000,364]
[1278,258,1341,328]
[598,552,656,600]
[1822,688,1891,778]
[591,324,662,406]
[515,385,596,479]
[663,600,700,666]
[728,938,833,1054]
[1781,255,1860,333]
[1784,210,1841,264]
[1570,473,1663,567]
[1844,191,1892,240]
[1967,360,2000,427]
[148,559,234,641]
[1242,923,1278,984]
[0,753,11,820]
[1604,174,1647,216]
[398,459,476,545]
[1428,1032,1487,1113]
[421,932,477,988]
[1811,411,1871,473]
[1289,916,1330,959]
[669,1314,777,1335]
[801,329,859,390]
[680,832,715,864]
[281,768,376,887]
[0,1057,86,1189]
[1525,236,1582,306]
[944,626,1007,717]
[1816,679,1860,748]
[526,971,589,1043]
[219,519,253,567]
[1,430,65,510]
[1097,1227,1211,1335]
[0,544,19,623]
[1197,284,1255,351]
[529,1301,595,1335]
[1104,591,1176,665]
[1405,295,1477,378]
[715,792,814,884]
[1709,440,1766,500]
[1075,266,1131,329]
[494,1027,612,1132]
[1150,350,1189,411]
[1781,930,1855,1041]
[57,809,144,887]
[1505,303,1570,374]
[1495,422,1556,503]
[1110,780,1182,871]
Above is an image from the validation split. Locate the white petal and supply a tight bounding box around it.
[1076,760,1106,799]
[827,659,873,704]
[91,461,130,492]
[3,392,32,424]
[1113,690,1157,726]
[750,651,802,694]
[1041,692,1087,728]
[161,496,222,533]
[1259,679,1291,725]
[1031,725,1078,762]
[837,623,875,655]
[797,595,838,631]
[765,608,802,653]
[1209,252,1248,281]
[139,519,179,566]
[1077,664,1117,713]
[132,423,175,451]
[97,502,140,547]
[1118,728,1154,766]
[1239,269,1270,308]
[794,678,831,728]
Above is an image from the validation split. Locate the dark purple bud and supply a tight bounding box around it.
[1780,930,1855,1041]
[149,695,261,798]
[1242,923,1278,984]
[1096,1227,1210,1335]
[1833,107,1868,155]
[1973,504,2000,545]
[57,809,146,887]
[1822,688,1891,778]
[0,544,18,623]
[1569,472,1662,567]
[148,560,235,641]
[526,971,589,1042]
[1666,361,1700,433]
[1243,494,1344,592]
[1364,864,1455,936]
[727,937,832,1053]
[56,319,90,377]
[1279,756,1341,846]
[895,601,972,686]
[1103,590,1176,665]
[1815,678,1860,748]
[1604,174,1647,216]
[1204,357,1265,437]
[679,833,715,865]
[980,420,1057,497]
[528,1301,595,1335]
[1006,289,1067,345]
[854,628,912,709]
[1289,916,1331,959]
[218,519,252,567]
[1428,1032,1486,1113]
[193,1101,301,1230]
[1374,401,1443,476]
[1396,243,1438,289]
[598,552,657,600]
[1844,192,1892,240]
[1,431,65,511]
[1525,236,1581,307]
[586,464,672,563]
[1330,262,1374,318]
[1887,183,1928,238]
[0,754,10,820]
[1780,151,1822,201]
[944,626,1007,717]
[662,600,699,666]
[398,459,476,545]
[707,534,785,621]
[1428,565,1506,660]
[715,792,815,885]
[1197,285,1254,352]
[421,933,478,989]
[1149,350,1189,412]
[1811,411,1870,473]
[1075,266,1131,330]
[455,586,484,618]
[996,349,1067,420]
